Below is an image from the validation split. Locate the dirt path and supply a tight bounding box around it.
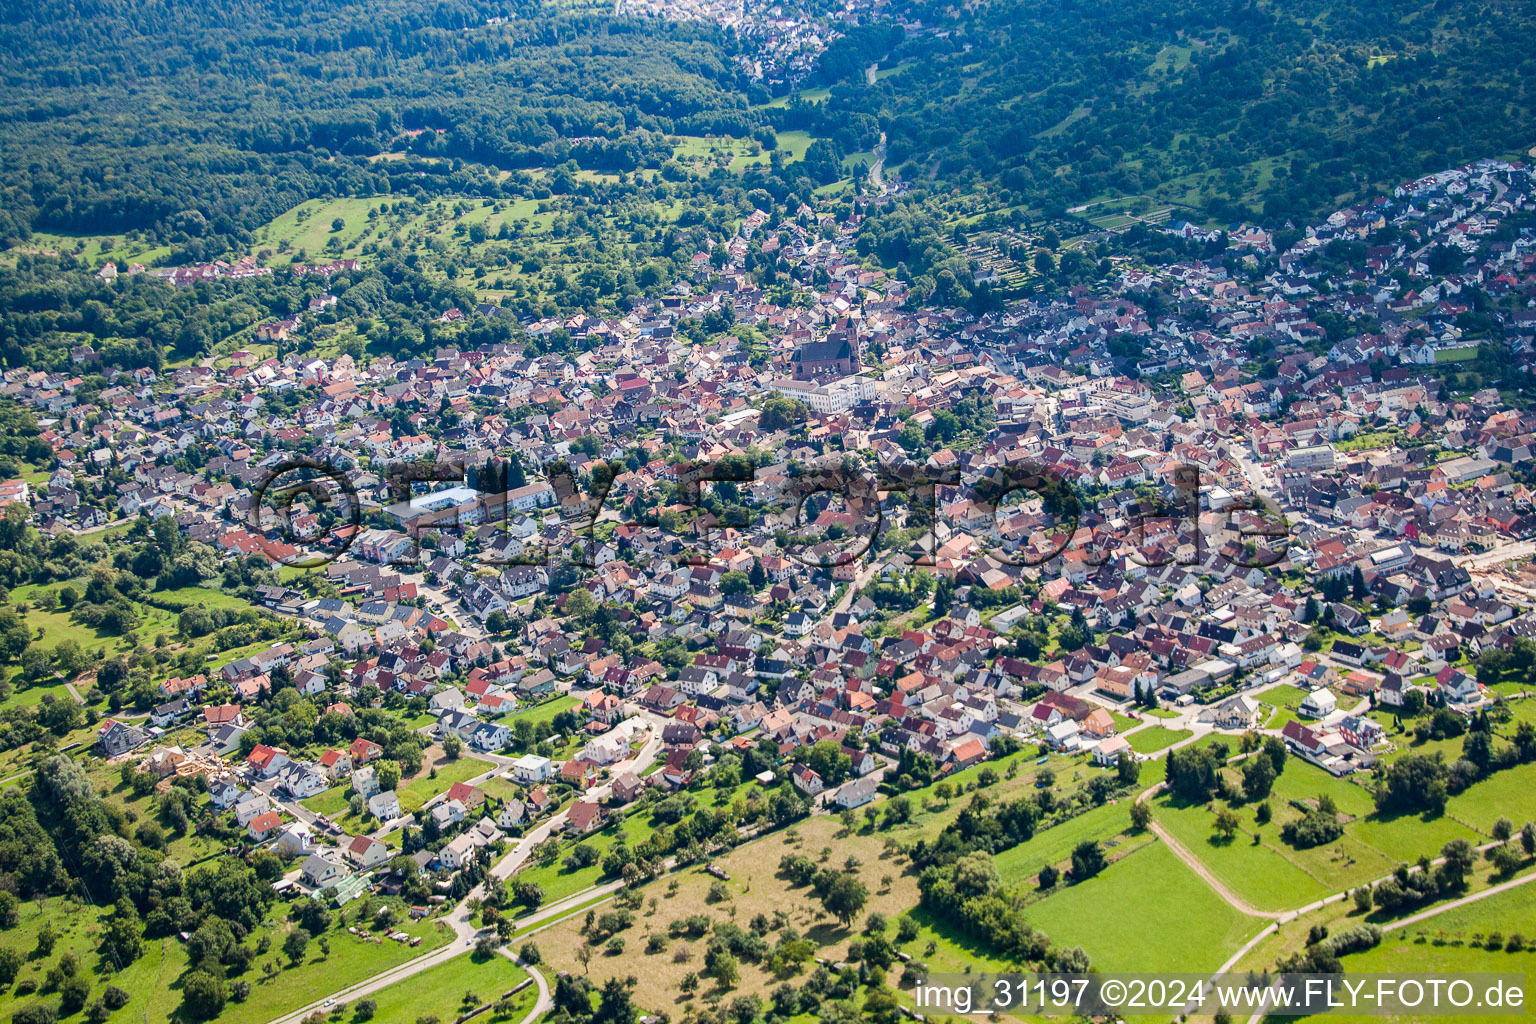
[1383,867,1536,933]
[1142,802,1285,920]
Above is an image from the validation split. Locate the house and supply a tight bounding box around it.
[583,732,629,765]
[1093,734,1130,766]
[566,800,605,834]
[1299,688,1337,718]
[208,778,242,810]
[150,698,192,728]
[437,833,480,871]
[1081,707,1116,739]
[246,811,283,842]
[367,790,401,820]
[496,800,527,829]
[791,765,824,796]
[947,737,987,769]
[349,737,384,764]
[233,793,272,827]
[1044,720,1080,751]
[470,722,511,752]
[345,835,390,869]
[97,719,146,758]
[512,754,556,783]
[430,799,467,828]
[247,744,290,779]
[834,776,879,810]
[319,749,353,778]
[1202,694,1262,730]
[1440,673,1482,704]
[610,773,644,804]
[278,763,329,799]
[1281,719,1328,757]
[301,852,350,889]
[1339,715,1384,750]
[560,758,600,789]
[446,782,485,809]
[275,822,315,857]
[351,765,380,798]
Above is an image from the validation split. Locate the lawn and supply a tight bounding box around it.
[1336,882,1536,1024]
[1262,683,1315,710]
[1126,725,1190,754]
[362,951,532,1023]
[1443,765,1534,837]
[1025,840,1261,973]
[1151,792,1331,912]
[396,751,494,814]
[508,694,579,728]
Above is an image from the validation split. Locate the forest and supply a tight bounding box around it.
[2,0,1533,265]
[817,0,1536,225]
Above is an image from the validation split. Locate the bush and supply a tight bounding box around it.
[1281,808,1343,849]
[11,1005,56,1024]
[353,998,378,1021]
[181,970,227,1019]
[102,986,130,1011]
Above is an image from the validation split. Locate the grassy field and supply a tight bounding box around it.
[993,798,1141,886]
[1152,790,1333,911]
[508,694,579,727]
[256,195,386,262]
[9,230,172,268]
[1443,765,1536,836]
[1262,683,1317,710]
[362,951,532,1023]
[1026,840,1261,973]
[1126,725,1190,753]
[669,130,818,175]
[397,751,494,814]
[1327,881,1536,1024]
[1149,756,1504,913]
[530,811,920,1013]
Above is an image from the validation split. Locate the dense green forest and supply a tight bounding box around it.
[0,0,755,256]
[3,0,1535,262]
[823,0,1536,222]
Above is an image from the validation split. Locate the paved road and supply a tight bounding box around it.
[498,948,551,1024]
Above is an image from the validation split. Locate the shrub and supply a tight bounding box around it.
[1281,808,1343,848]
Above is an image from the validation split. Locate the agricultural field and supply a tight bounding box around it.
[1149,755,1502,914]
[526,811,920,1014]
[1025,840,1260,974]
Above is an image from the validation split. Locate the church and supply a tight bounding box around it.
[791,328,861,380]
